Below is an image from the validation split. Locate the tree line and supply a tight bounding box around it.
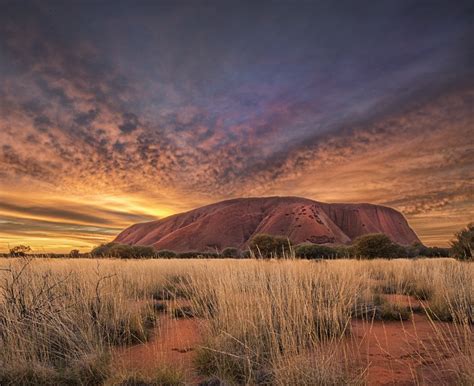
[6,223,472,261]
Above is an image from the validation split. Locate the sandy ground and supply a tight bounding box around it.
[115,296,472,385]
[115,314,203,383]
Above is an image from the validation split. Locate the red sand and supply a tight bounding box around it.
[115,297,472,385]
[350,295,472,385]
[115,313,203,381]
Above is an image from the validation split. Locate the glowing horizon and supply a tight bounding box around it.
[1,1,472,253]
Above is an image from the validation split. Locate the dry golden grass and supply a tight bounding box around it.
[0,257,472,385]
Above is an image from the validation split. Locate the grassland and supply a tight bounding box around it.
[0,257,472,385]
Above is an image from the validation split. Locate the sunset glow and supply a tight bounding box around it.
[1,1,472,252]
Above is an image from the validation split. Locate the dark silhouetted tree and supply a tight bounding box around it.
[451,223,473,260]
[353,234,399,259]
[9,245,32,257]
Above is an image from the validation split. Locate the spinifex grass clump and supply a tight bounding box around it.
[0,258,156,384]
[367,258,473,323]
[188,260,369,384]
[427,262,473,324]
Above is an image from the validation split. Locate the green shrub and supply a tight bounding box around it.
[426,246,451,257]
[241,250,251,258]
[90,243,156,258]
[198,252,220,258]
[131,245,156,258]
[156,249,177,258]
[451,223,473,260]
[294,244,337,259]
[406,243,451,258]
[248,234,292,258]
[352,234,400,259]
[221,247,240,258]
[176,251,198,259]
[176,251,219,258]
[333,245,354,258]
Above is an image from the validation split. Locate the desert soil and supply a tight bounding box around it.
[114,295,472,385]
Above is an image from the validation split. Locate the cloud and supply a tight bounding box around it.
[118,112,140,133]
[73,108,100,127]
[0,0,472,250]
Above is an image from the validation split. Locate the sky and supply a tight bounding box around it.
[0,0,473,252]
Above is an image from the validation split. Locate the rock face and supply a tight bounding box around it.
[114,196,420,252]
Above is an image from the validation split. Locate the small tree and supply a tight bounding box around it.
[9,245,32,257]
[451,223,473,260]
[91,243,115,257]
[131,245,156,258]
[248,234,292,258]
[69,249,80,258]
[156,250,177,258]
[294,244,336,259]
[221,247,240,258]
[91,242,156,258]
[353,234,399,259]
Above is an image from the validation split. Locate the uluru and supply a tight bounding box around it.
[114,196,420,252]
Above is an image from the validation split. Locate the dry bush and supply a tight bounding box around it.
[187,260,369,383]
[0,258,157,384]
[366,258,473,323]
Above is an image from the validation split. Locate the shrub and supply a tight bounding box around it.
[69,249,80,258]
[248,234,292,258]
[90,243,156,258]
[155,249,177,258]
[131,245,156,258]
[176,251,220,258]
[352,233,400,259]
[295,244,337,259]
[407,243,451,258]
[428,247,451,257]
[451,223,473,260]
[177,251,198,259]
[221,247,240,258]
[390,243,409,258]
[333,245,354,258]
[90,243,113,256]
[198,252,220,258]
[241,250,252,258]
[9,245,32,257]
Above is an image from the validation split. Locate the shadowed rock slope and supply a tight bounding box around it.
[114,197,420,252]
[115,197,419,252]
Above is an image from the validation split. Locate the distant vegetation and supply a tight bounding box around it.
[91,242,156,258]
[221,247,240,258]
[84,233,453,260]
[451,223,473,260]
[8,245,32,257]
[248,234,292,257]
[7,223,472,260]
[294,244,340,259]
[85,224,467,260]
